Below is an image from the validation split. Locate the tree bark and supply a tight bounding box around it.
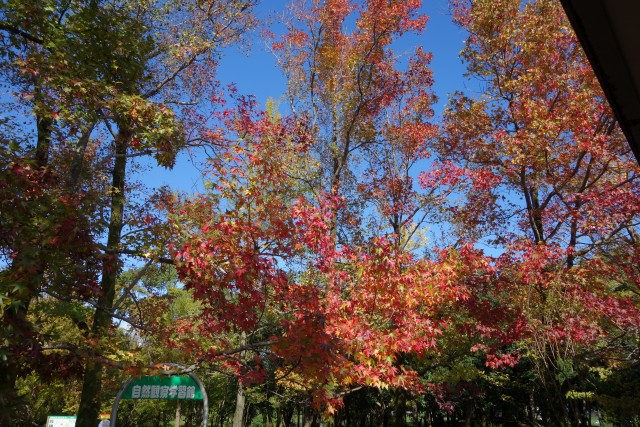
[302,406,318,427]
[76,125,130,427]
[233,331,247,427]
[233,380,246,427]
[175,399,182,427]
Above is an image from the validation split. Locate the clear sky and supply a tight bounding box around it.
[215,0,469,112]
[144,0,471,193]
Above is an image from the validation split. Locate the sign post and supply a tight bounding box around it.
[110,370,208,427]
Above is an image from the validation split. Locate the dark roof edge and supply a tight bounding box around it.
[558,0,640,164]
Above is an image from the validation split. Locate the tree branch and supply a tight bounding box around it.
[0,23,43,44]
[104,247,175,265]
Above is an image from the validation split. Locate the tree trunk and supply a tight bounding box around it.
[282,404,294,427]
[175,399,182,427]
[233,331,247,427]
[76,126,129,427]
[520,171,545,244]
[394,395,407,427]
[233,380,246,427]
[463,399,474,427]
[302,406,318,427]
[69,122,97,189]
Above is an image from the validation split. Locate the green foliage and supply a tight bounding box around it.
[15,372,83,426]
[596,364,640,426]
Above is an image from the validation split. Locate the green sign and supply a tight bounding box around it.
[46,416,77,427]
[121,376,203,400]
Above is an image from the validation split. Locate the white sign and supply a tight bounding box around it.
[46,415,76,427]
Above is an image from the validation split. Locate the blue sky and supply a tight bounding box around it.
[215,0,469,111]
[144,0,471,193]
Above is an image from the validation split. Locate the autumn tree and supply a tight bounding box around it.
[435,0,640,423]
[0,0,256,425]
[164,4,474,425]
[269,0,438,248]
